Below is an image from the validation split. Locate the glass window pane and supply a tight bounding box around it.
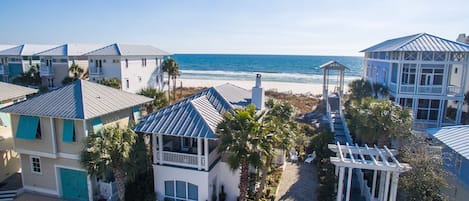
[417,109,427,119]
[165,181,174,196]
[176,181,186,198]
[188,183,198,200]
[419,99,429,108]
[431,100,440,108]
[429,110,439,120]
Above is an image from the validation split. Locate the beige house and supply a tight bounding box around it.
[0,80,151,201]
[0,82,37,182]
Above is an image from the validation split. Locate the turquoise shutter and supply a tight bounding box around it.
[91,118,103,133]
[133,106,141,123]
[63,120,75,143]
[16,115,39,140]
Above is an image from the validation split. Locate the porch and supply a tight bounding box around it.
[388,83,463,97]
[152,134,219,171]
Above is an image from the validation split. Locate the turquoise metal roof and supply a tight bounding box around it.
[361,33,469,52]
[134,83,252,139]
[427,125,469,160]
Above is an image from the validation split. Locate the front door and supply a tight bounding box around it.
[60,168,89,201]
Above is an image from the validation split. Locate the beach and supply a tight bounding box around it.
[178,78,349,95]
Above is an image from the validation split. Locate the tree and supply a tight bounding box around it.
[81,125,136,201]
[347,78,372,101]
[69,63,85,79]
[162,58,180,102]
[255,100,297,200]
[345,98,412,146]
[372,82,389,98]
[398,136,448,201]
[98,77,121,89]
[12,64,41,87]
[217,104,263,201]
[137,88,169,113]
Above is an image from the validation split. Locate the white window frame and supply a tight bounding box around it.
[30,156,42,174]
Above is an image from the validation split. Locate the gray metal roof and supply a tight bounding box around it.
[134,83,252,139]
[0,80,152,120]
[427,125,469,160]
[0,44,57,56]
[320,60,349,70]
[84,43,170,56]
[361,33,469,52]
[35,44,104,56]
[0,45,16,52]
[0,82,38,102]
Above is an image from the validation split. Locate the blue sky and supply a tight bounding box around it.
[0,0,468,56]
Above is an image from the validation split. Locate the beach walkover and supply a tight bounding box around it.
[275,163,318,201]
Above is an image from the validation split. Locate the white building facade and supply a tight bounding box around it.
[361,33,469,129]
[85,43,169,93]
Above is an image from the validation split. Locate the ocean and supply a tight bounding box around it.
[172,54,363,84]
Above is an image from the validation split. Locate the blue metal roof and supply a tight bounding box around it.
[361,33,469,52]
[134,83,252,139]
[427,125,469,160]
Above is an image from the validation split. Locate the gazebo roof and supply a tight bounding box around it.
[320,60,349,71]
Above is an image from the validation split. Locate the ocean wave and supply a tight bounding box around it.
[180,69,361,84]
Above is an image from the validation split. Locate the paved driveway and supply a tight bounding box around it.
[275,162,318,201]
[14,192,66,201]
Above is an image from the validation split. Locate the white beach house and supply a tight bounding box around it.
[361,33,469,129]
[0,80,151,201]
[0,82,37,182]
[85,43,170,93]
[35,44,103,88]
[134,75,266,201]
[0,44,56,83]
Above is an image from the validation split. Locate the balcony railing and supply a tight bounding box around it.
[40,66,54,76]
[400,85,415,93]
[89,68,103,76]
[155,149,219,170]
[447,85,462,96]
[418,85,442,94]
[0,64,7,75]
[388,82,397,93]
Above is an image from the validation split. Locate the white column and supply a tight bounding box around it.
[389,172,400,201]
[371,170,378,199]
[204,138,209,170]
[337,167,345,201]
[50,117,57,155]
[456,99,463,124]
[345,168,353,201]
[378,171,385,201]
[383,171,391,201]
[197,137,202,170]
[152,134,157,163]
[158,134,163,165]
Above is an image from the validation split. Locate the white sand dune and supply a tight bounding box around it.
[175,78,349,95]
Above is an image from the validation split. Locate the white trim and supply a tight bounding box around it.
[15,148,57,158]
[50,117,57,154]
[19,154,25,187]
[57,152,80,160]
[29,156,42,175]
[24,185,59,196]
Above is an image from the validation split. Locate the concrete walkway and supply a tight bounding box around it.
[14,192,66,201]
[275,162,318,201]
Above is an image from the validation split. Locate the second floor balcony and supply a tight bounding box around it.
[40,66,54,76]
[389,82,463,97]
[153,135,220,171]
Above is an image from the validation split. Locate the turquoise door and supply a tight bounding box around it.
[60,168,89,201]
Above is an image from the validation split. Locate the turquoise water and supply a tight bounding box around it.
[172,54,363,84]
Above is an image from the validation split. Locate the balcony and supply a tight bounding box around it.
[447,85,463,96]
[153,135,219,170]
[40,66,54,76]
[89,67,103,78]
[0,64,8,75]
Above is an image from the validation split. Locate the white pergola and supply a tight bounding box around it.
[329,142,411,201]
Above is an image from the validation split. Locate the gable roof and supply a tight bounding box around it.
[427,125,469,160]
[35,44,104,56]
[320,60,349,70]
[0,80,152,120]
[0,45,16,52]
[0,82,38,102]
[0,44,57,56]
[361,33,469,52]
[84,43,170,56]
[134,83,251,139]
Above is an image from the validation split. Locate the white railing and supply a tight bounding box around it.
[447,85,462,95]
[156,149,220,170]
[97,181,118,201]
[388,82,397,93]
[400,85,415,93]
[40,66,54,76]
[89,68,103,76]
[418,85,442,94]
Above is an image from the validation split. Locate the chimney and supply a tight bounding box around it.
[456,33,467,44]
[252,74,265,110]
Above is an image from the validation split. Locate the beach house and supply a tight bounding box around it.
[0,80,151,201]
[0,82,37,182]
[427,126,469,201]
[85,43,170,93]
[361,33,469,129]
[0,44,56,83]
[134,75,266,201]
[35,44,103,88]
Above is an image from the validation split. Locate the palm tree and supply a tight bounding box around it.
[80,124,136,201]
[69,63,84,79]
[217,104,263,201]
[255,100,296,200]
[138,87,169,113]
[347,78,372,101]
[162,58,180,102]
[98,77,122,89]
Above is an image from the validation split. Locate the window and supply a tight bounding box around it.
[95,60,103,67]
[399,98,413,108]
[404,51,417,60]
[125,59,128,68]
[31,157,41,174]
[165,180,198,201]
[113,59,120,63]
[138,76,142,82]
[454,67,458,74]
[401,64,416,84]
[451,52,465,62]
[420,65,444,86]
[125,79,129,89]
[391,63,398,83]
[142,58,147,67]
[29,58,32,65]
[16,116,40,140]
[36,121,42,139]
[63,120,76,143]
[417,99,440,120]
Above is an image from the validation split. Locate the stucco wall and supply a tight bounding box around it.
[12,115,56,155]
[55,119,86,155]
